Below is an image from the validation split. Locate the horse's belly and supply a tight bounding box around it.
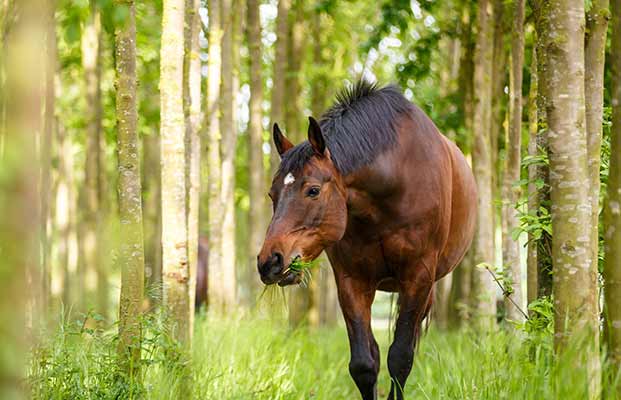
[376,277,399,292]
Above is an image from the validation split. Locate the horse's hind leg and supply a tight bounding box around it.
[387,258,435,400]
[336,275,379,400]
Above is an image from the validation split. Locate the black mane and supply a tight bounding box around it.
[277,80,413,176]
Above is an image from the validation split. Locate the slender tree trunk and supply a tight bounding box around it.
[286,0,314,328]
[471,0,496,330]
[449,3,474,329]
[219,0,237,312]
[183,0,201,333]
[527,46,538,308]
[269,0,290,176]
[285,0,304,142]
[114,0,145,380]
[143,132,162,307]
[533,1,553,298]
[502,0,525,324]
[81,2,106,317]
[490,0,506,232]
[38,0,56,319]
[246,0,265,305]
[542,1,601,396]
[585,0,609,333]
[206,0,225,311]
[1,0,42,394]
[604,0,621,393]
[160,0,190,343]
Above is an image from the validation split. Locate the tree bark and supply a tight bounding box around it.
[604,0,621,393]
[218,0,237,313]
[114,0,145,380]
[81,1,106,317]
[542,0,601,396]
[585,0,609,329]
[143,131,161,307]
[40,0,56,317]
[183,0,201,333]
[246,0,265,306]
[471,0,497,330]
[1,0,43,394]
[533,1,553,298]
[285,0,305,143]
[527,45,538,308]
[502,0,525,324]
[269,0,290,176]
[206,0,225,311]
[161,0,190,345]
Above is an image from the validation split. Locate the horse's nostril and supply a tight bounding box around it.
[272,252,283,268]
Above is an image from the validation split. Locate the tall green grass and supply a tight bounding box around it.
[29,310,621,399]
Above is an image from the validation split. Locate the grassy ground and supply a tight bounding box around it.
[30,311,621,399]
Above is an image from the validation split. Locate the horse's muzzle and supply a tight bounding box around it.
[258,252,285,285]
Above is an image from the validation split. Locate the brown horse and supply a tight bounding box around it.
[257,81,477,400]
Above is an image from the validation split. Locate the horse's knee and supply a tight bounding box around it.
[349,356,378,392]
[387,343,414,381]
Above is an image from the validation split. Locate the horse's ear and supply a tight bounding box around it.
[307,116,326,157]
[273,123,294,157]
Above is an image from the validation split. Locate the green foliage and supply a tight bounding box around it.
[31,313,621,399]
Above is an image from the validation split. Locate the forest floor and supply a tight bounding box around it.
[30,310,621,399]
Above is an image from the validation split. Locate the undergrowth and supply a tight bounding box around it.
[29,305,621,399]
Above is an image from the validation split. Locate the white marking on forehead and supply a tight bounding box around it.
[284,172,295,185]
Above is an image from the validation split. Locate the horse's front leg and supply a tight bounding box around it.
[336,275,379,400]
[387,257,435,400]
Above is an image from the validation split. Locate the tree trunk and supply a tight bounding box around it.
[114,0,145,380]
[533,1,553,299]
[527,46,538,308]
[183,0,201,334]
[1,0,43,394]
[285,0,305,142]
[501,0,525,324]
[81,2,106,317]
[269,0,290,176]
[470,0,496,330]
[143,131,161,307]
[246,0,265,306]
[206,0,225,311]
[542,0,601,396]
[604,0,621,394]
[585,0,609,330]
[219,0,237,312]
[160,0,190,343]
[40,0,56,317]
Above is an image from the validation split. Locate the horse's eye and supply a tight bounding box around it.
[306,186,321,198]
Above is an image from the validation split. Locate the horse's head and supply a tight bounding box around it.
[257,117,347,286]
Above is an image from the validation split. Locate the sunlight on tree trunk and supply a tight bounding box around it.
[246,0,265,306]
[1,0,43,395]
[183,0,201,336]
[160,0,190,343]
[471,0,497,330]
[81,2,106,317]
[206,0,225,312]
[219,0,237,312]
[502,0,525,325]
[604,0,621,394]
[542,1,601,396]
[40,0,56,318]
[114,0,145,382]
